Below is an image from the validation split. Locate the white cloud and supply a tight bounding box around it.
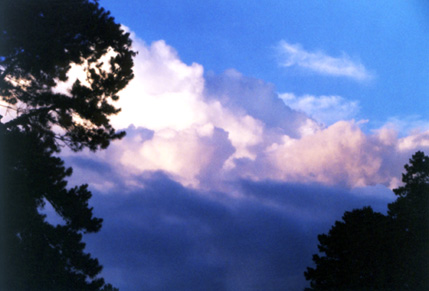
[106,36,273,187]
[62,33,428,192]
[119,127,234,187]
[205,69,314,139]
[382,115,429,136]
[277,41,373,81]
[264,121,388,187]
[279,93,360,125]
[398,131,429,152]
[110,39,207,131]
[258,121,428,188]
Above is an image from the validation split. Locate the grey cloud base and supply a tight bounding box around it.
[82,172,394,291]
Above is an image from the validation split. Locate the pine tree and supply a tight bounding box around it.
[0,0,135,289]
[0,125,104,290]
[387,151,429,290]
[0,0,135,152]
[305,151,429,290]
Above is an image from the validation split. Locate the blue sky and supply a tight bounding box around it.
[52,1,429,290]
[101,0,428,129]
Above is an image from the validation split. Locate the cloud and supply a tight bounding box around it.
[83,173,395,291]
[204,69,311,138]
[279,92,360,125]
[110,39,206,131]
[223,121,429,189]
[263,121,429,188]
[382,115,429,136]
[61,34,429,191]
[398,130,429,151]
[277,41,373,81]
[51,31,429,291]
[264,121,387,187]
[106,38,275,186]
[119,126,235,186]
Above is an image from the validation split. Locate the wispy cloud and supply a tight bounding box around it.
[279,93,360,125]
[277,41,373,81]
[382,115,429,136]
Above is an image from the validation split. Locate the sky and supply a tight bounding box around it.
[55,1,429,290]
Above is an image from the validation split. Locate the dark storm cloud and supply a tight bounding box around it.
[83,172,395,291]
[67,156,115,176]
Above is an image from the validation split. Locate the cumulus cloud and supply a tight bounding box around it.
[276,40,373,81]
[104,37,274,187]
[119,127,235,186]
[279,93,360,126]
[263,121,390,187]
[110,39,207,131]
[61,32,428,191]
[204,69,311,138]
[53,32,429,291]
[382,115,429,136]
[272,122,429,188]
[398,130,429,151]
[217,121,428,189]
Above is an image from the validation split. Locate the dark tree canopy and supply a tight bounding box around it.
[387,151,429,290]
[0,0,135,152]
[0,125,104,290]
[0,0,135,289]
[304,207,400,290]
[305,151,429,291]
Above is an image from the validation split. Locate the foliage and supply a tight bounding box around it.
[0,0,135,289]
[305,151,429,290]
[101,283,120,291]
[0,0,135,152]
[0,125,104,290]
[305,207,395,290]
[387,151,429,290]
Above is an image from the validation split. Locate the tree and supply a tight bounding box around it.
[387,151,429,290]
[0,0,135,152]
[304,207,395,290]
[305,151,429,290]
[0,0,135,289]
[0,125,104,290]
[101,283,120,291]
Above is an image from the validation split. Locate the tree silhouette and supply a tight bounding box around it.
[304,207,396,290]
[0,0,135,152]
[387,151,429,290]
[305,151,429,290]
[1,125,104,290]
[0,0,135,289]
